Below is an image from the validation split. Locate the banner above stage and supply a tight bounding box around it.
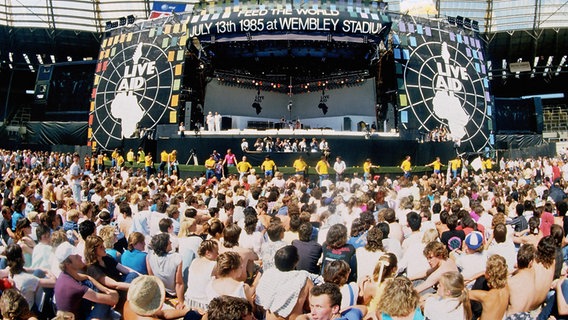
[189,2,391,42]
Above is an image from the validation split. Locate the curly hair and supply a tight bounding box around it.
[326,224,348,249]
[207,295,252,320]
[0,289,32,320]
[365,227,384,252]
[98,225,117,249]
[377,277,419,317]
[197,240,218,257]
[85,235,104,265]
[536,236,557,268]
[350,218,366,237]
[323,260,350,286]
[423,241,448,260]
[149,233,170,257]
[485,255,508,289]
[216,251,242,277]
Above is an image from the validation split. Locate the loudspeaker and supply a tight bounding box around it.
[34,65,54,104]
[221,116,232,130]
[343,117,352,131]
[184,102,192,126]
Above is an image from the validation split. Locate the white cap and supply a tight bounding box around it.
[55,242,79,263]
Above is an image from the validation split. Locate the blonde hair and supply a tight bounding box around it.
[439,272,472,320]
[98,226,117,249]
[486,255,508,289]
[421,229,439,244]
[66,209,79,221]
[376,277,419,317]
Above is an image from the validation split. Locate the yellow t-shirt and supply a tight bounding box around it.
[160,151,169,162]
[145,155,153,167]
[117,155,125,166]
[262,160,276,171]
[401,159,411,172]
[451,159,461,170]
[429,160,441,171]
[126,151,134,162]
[316,160,329,175]
[205,158,216,169]
[236,161,252,173]
[293,159,307,172]
[169,152,177,162]
[364,161,372,173]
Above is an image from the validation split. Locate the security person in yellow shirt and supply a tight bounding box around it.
[261,155,277,178]
[159,150,169,175]
[293,156,308,178]
[145,152,153,179]
[315,155,330,186]
[236,156,253,180]
[126,149,134,166]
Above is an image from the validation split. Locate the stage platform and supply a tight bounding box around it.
[124,128,457,168]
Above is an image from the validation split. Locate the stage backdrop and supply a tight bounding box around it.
[88,14,191,151]
[391,14,492,153]
[203,79,376,123]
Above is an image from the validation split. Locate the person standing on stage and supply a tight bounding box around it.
[400,155,412,179]
[261,155,277,178]
[237,156,252,180]
[179,122,185,138]
[293,155,308,178]
[315,155,330,186]
[333,156,346,182]
[426,156,442,179]
[206,111,214,131]
[363,158,379,182]
[214,112,222,132]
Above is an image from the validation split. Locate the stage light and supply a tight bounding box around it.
[472,20,479,31]
[105,21,113,31]
[456,16,464,27]
[127,15,136,24]
[119,17,127,26]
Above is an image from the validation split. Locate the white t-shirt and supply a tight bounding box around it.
[147,252,182,296]
[424,296,466,320]
[12,272,40,308]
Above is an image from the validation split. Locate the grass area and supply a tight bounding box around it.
[115,161,438,177]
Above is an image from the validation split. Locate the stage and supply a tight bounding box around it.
[123,128,458,168]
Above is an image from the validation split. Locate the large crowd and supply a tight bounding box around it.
[0,147,568,320]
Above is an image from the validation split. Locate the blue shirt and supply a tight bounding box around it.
[11,211,24,231]
[121,249,148,274]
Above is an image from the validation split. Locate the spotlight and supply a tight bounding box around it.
[105,21,113,31]
[119,17,127,26]
[127,15,136,24]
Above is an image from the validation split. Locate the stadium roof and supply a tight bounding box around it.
[0,0,567,95]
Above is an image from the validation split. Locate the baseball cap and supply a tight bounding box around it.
[464,231,484,250]
[55,242,79,263]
